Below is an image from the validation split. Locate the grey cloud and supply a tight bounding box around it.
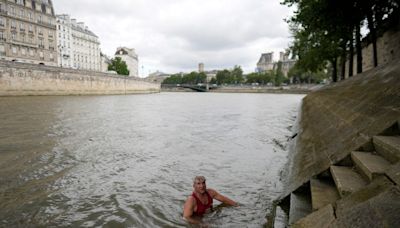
[53,0,293,74]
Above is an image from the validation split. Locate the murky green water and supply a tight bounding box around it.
[0,92,303,227]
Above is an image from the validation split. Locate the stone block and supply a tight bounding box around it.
[291,204,335,228]
[333,186,400,228]
[386,162,400,185]
[330,166,367,197]
[373,136,400,163]
[289,191,312,225]
[351,151,391,181]
[335,176,393,218]
[310,178,340,211]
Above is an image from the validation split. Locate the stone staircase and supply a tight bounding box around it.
[275,124,400,227]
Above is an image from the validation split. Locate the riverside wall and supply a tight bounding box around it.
[345,25,400,78]
[0,61,160,96]
[283,59,400,197]
[276,59,400,226]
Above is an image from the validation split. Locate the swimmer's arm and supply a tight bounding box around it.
[183,196,200,224]
[208,188,238,206]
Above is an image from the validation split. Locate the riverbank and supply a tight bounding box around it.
[161,84,319,94]
[0,60,160,96]
[274,59,400,227]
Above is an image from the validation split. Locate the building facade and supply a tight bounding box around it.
[0,0,57,66]
[115,47,138,77]
[256,51,296,77]
[100,52,111,72]
[56,14,72,68]
[256,52,274,72]
[279,51,296,77]
[56,14,101,71]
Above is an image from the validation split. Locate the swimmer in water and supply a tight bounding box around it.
[183,176,238,224]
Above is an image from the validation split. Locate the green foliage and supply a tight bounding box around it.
[231,65,244,83]
[108,57,130,76]
[162,73,183,84]
[274,61,285,86]
[209,78,217,84]
[245,71,274,85]
[288,64,328,84]
[282,0,399,81]
[162,72,206,85]
[216,66,244,84]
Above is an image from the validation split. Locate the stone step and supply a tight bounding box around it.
[351,151,391,181]
[330,166,368,198]
[310,178,340,211]
[373,136,400,163]
[291,204,335,228]
[288,191,312,225]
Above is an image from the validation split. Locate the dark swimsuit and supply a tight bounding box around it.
[192,191,213,216]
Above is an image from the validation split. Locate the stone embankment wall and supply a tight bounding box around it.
[283,59,400,196]
[345,27,400,78]
[275,59,400,227]
[0,61,160,96]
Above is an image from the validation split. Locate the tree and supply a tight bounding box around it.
[108,57,129,76]
[246,71,274,85]
[282,0,399,81]
[231,65,244,84]
[216,69,231,85]
[274,61,285,86]
[162,74,183,84]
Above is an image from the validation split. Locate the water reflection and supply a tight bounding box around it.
[0,93,303,227]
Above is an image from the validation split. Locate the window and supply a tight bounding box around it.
[21,48,26,55]
[29,49,34,56]
[39,51,44,58]
[10,7,15,16]
[0,17,4,26]
[11,33,16,40]
[20,9,24,18]
[11,20,16,29]
[17,0,24,5]
[0,45,5,55]
[12,46,17,54]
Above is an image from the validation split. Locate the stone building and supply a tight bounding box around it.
[198,62,204,73]
[115,47,138,77]
[256,51,296,77]
[100,52,111,72]
[56,14,101,71]
[55,14,72,68]
[279,51,297,77]
[256,52,274,72]
[0,0,57,66]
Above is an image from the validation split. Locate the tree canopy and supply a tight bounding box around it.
[108,57,130,76]
[283,0,399,81]
[161,72,206,85]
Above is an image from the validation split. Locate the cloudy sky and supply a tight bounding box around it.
[53,0,294,77]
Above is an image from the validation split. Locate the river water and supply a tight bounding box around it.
[0,92,303,227]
